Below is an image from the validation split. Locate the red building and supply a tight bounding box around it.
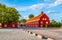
[25,12,50,27]
[0,22,18,28]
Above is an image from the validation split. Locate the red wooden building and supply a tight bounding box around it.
[0,22,18,28]
[25,12,50,27]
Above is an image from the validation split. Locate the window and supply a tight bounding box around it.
[26,25,27,26]
[46,21,48,24]
[42,18,44,20]
[13,24,15,27]
[34,22,35,24]
[41,25,43,27]
[41,21,43,24]
[0,23,1,26]
[5,25,7,27]
[45,18,47,20]
[42,18,47,20]
[36,25,38,27]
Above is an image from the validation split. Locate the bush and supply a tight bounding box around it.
[47,22,61,28]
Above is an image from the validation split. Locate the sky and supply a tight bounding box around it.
[0,0,62,22]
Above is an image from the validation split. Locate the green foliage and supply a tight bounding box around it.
[0,3,20,23]
[0,4,6,23]
[48,20,61,28]
[21,19,27,23]
[29,14,34,18]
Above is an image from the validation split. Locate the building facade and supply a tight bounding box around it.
[0,22,18,28]
[25,12,50,27]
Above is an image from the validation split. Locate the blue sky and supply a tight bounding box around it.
[0,0,62,22]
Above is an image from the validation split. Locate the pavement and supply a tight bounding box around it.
[19,26,62,40]
[29,28,62,40]
[0,26,62,40]
[0,29,46,40]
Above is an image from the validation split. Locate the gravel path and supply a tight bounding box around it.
[0,29,46,40]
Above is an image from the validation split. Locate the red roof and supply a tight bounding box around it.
[26,12,45,23]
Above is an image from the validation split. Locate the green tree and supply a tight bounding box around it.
[0,3,20,23]
[6,7,20,22]
[21,19,27,23]
[48,20,61,28]
[0,4,6,23]
[29,14,34,18]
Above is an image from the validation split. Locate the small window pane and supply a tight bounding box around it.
[46,22,48,24]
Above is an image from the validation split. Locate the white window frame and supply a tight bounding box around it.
[42,18,44,20]
[5,24,7,27]
[46,21,48,24]
[45,18,47,20]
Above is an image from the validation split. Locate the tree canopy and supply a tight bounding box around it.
[47,20,61,28]
[20,19,27,23]
[0,4,20,23]
[29,14,34,18]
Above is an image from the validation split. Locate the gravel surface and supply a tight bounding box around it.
[0,29,46,40]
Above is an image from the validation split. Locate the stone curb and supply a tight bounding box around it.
[27,30,42,39]
[26,30,54,40]
[47,38,54,40]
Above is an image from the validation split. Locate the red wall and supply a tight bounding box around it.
[25,21,40,27]
[2,22,18,28]
[39,14,50,27]
[25,14,50,27]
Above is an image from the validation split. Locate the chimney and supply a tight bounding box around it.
[41,11,44,14]
[39,11,44,16]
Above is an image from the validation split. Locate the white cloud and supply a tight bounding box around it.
[15,3,44,11]
[46,10,56,14]
[15,6,30,11]
[16,0,62,11]
[46,10,62,15]
[48,0,62,7]
[54,0,62,5]
[2,0,61,11]
[29,3,44,10]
